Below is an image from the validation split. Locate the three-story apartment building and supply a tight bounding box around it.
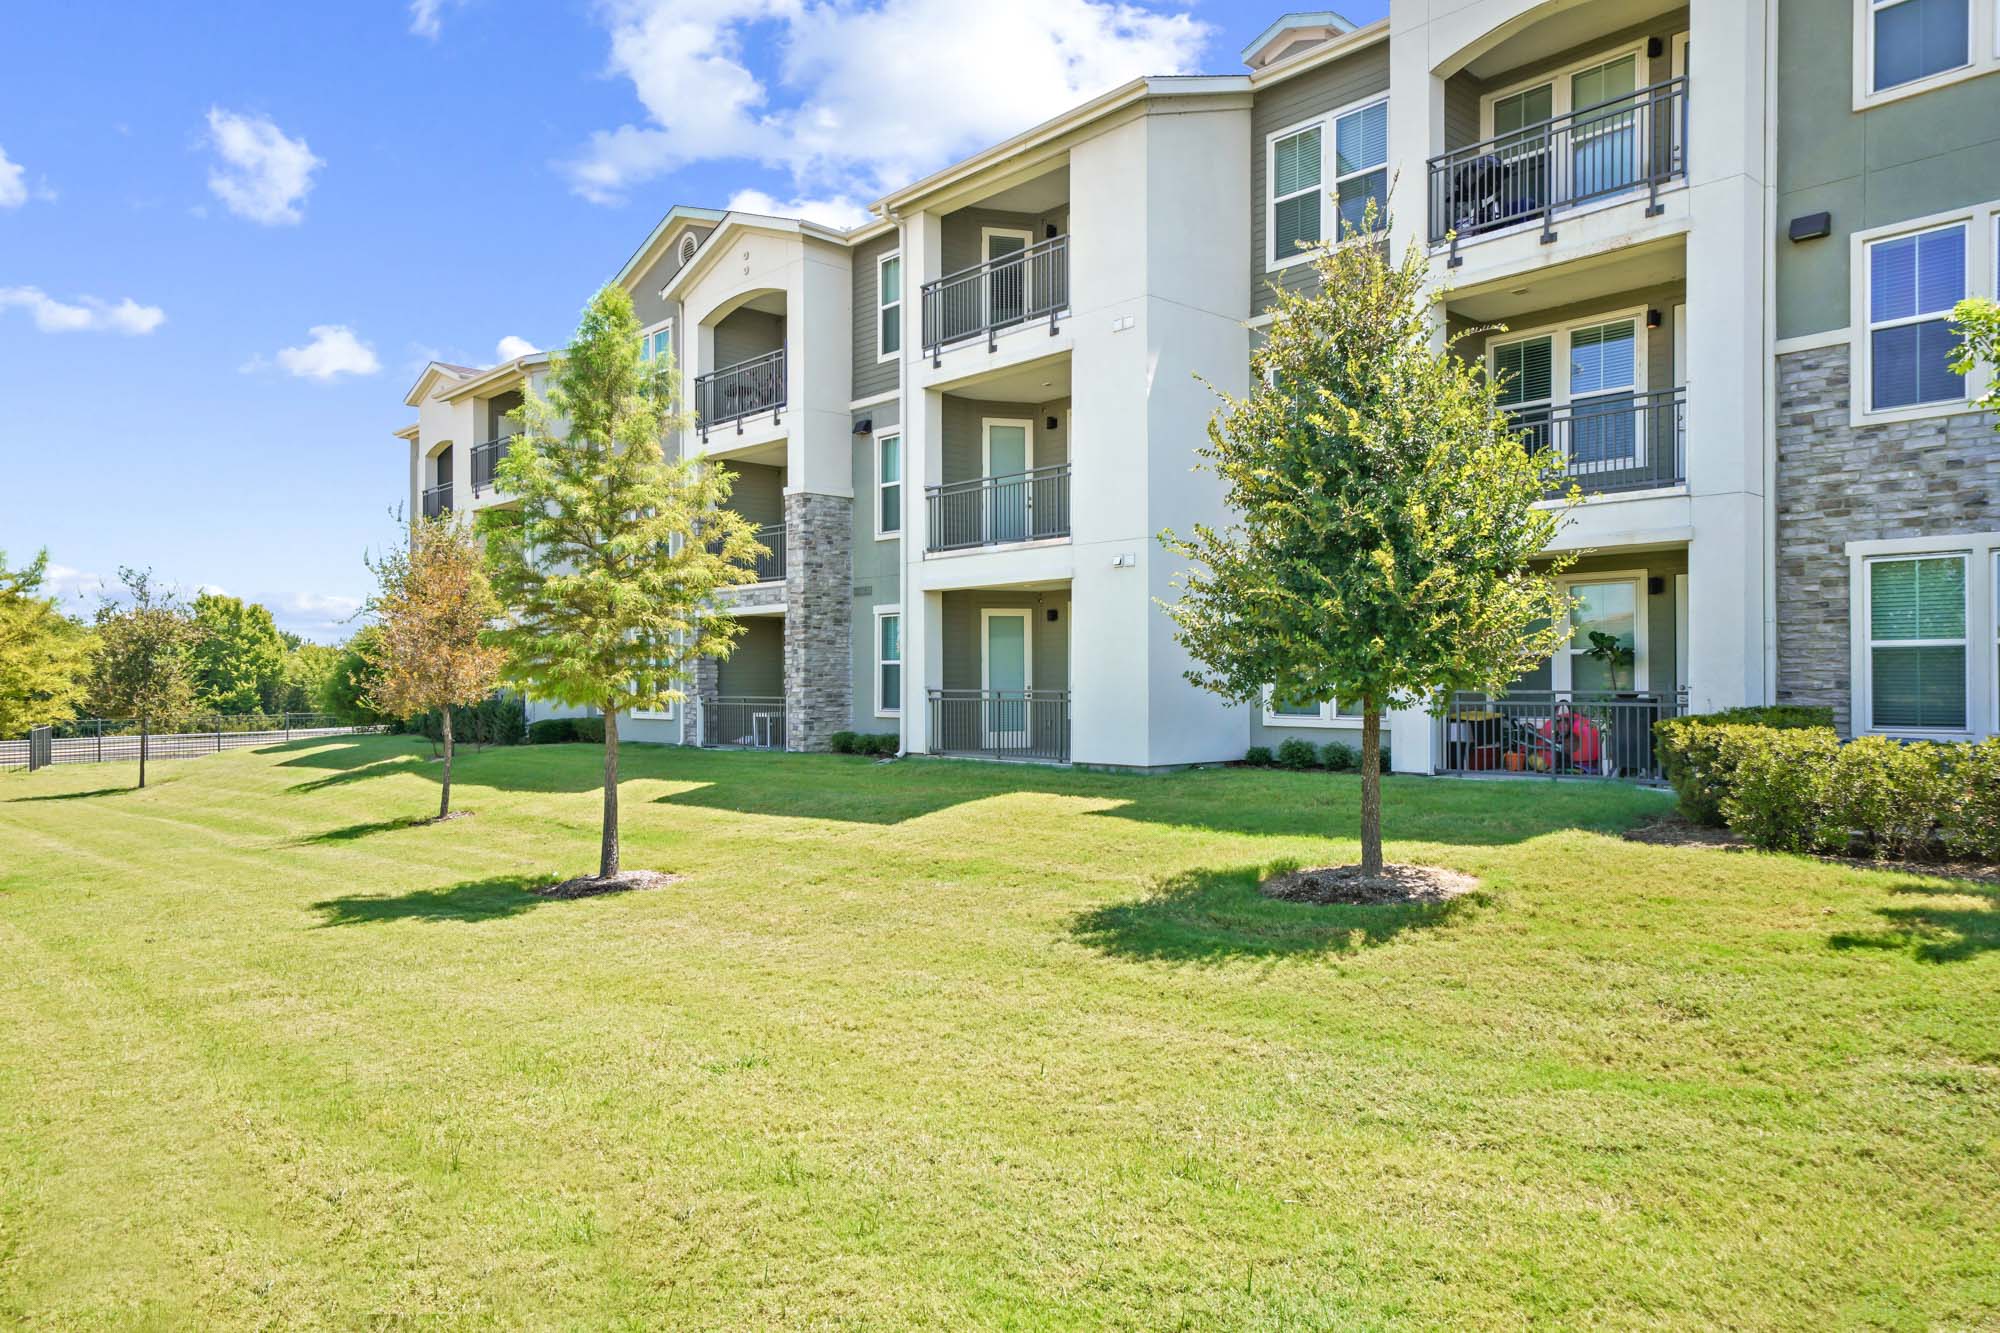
[396,0,2000,774]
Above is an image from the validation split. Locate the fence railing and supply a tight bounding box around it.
[1516,387,1686,496]
[695,349,786,440]
[706,696,786,750]
[470,436,513,492]
[1438,689,1688,784]
[422,482,453,518]
[1428,77,1688,258]
[925,464,1070,552]
[751,523,786,583]
[927,689,1070,763]
[922,234,1069,362]
[3,714,380,771]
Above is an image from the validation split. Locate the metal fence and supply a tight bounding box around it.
[1428,77,1688,258]
[470,436,513,492]
[1517,387,1687,496]
[695,349,786,440]
[2,714,381,771]
[706,696,786,749]
[1438,690,1688,784]
[752,523,786,583]
[925,464,1071,552]
[927,689,1070,763]
[422,482,453,518]
[922,234,1069,362]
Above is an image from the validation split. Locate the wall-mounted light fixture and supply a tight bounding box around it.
[1789,212,1833,242]
[1646,308,1663,330]
[853,418,872,435]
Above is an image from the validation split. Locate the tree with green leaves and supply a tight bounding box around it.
[1950,297,2000,411]
[361,512,507,821]
[319,627,392,726]
[91,568,202,789]
[481,284,763,885]
[265,641,342,715]
[1161,211,1575,880]
[189,591,287,714]
[0,549,94,738]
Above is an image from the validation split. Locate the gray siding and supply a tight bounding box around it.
[940,590,1070,692]
[714,308,785,371]
[722,461,785,529]
[849,402,903,733]
[1452,283,1685,389]
[718,617,784,698]
[939,395,1071,486]
[632,223,715,328]
[851,230,901,400]
[1249,43,1392,314]
[939,206,1067,277]
[1777,0,2000,338]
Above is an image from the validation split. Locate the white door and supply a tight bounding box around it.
[982,418,1033,544]
[981,609,1031,748]
[983,228,1032,328]
[1553,575,1648,694]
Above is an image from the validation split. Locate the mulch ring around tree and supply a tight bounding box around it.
[532,870,685,900]
[1260,863,1479,906]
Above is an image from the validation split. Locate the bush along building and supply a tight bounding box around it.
[396,1,2000,776]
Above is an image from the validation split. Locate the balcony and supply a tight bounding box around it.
[1439,689,1688,784]
[1515,387,1685,497]
[696,349,785,441]
[751,522,785,583]
[470,436,513,492]
[925,464,1070,553]
[921,235,1069,363]
[421,482,452,519]
[1428,78,1687,261]
[927,688,1070,763]
[709,696,786,750]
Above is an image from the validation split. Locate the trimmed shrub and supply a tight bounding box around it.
[1714,725,1842,854]
[528,718,579,744]
[829,731,859,754]
[1276,738,1319,771]
[411,694,527,749]
[1379,744,1392,773]
[1941,738,2000,861]
[861,733,900,757]
[1824,736,1950,861]
[1657,706,1836,826]
[1320,741,1359,772]
[1243,746,1274,767]
[573,717,606,744]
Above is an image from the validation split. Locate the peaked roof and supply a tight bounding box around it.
[1240,10,1357,69]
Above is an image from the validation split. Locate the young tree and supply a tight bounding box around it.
[91,568,201,789]
[482,284,763,885]
[1162,211,1574,880]
[0,549,94,738]
[361,512,507,820]
[189,591,287,714]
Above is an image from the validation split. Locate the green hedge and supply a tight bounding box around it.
[830,731,899,756]
[527,716,606,745]
[1655,706,1835,825]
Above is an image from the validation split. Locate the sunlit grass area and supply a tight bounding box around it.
[1,736,1995,1327]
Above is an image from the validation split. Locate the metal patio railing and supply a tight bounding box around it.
[751,522,785,583]
[707,696,786,750]
[421,482,453,518]
[1438,689,1688,784]
[1428,77,1688,260]
[470,435,514,492]
[927,688,1070,763]
[924,464,1071,552]
[1515,387,1687,496]
[922,234,1069,362]
[696,348,786,440]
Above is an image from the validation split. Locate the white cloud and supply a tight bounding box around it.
[0,145,26,208]
[0,287,166,335]
[495,334,539,361]
[272,325,381,381]
[42,564,109,612]
[565,0,1210,208]
[725,188,870,229]
[409,0,471,38]
[204,108,322,225]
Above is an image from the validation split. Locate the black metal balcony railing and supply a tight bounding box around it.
[696,349,785,441]
[421,483,453,519]
[708,696,786,750]
[751,522,785,583]
[925,464,1071,553]
[1428,77,1688,259]
[927,688,1070,763]
[1440,689,1689,784]
[470,436,513,492]
[1514,387,1686,497]
[922,234,1069,363]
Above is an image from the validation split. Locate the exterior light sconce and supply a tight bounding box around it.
[1789,212,1833,242]
[1646,309,1663,330]
[853,418,872,435]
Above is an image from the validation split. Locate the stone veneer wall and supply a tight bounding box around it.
[1775,345,1999,733]
[783,491,854,750]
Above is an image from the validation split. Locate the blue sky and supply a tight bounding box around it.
[1,0,1388,641]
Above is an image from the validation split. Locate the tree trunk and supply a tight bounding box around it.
[439,707,454,820]
[138,714,149,790]
[1359,706,1384,877]
[599,708,620,879]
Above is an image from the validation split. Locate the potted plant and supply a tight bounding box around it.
[1583,630,1636,693]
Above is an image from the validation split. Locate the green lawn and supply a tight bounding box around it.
[1,737,1995,1329]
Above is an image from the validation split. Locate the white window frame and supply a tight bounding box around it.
[631,658,677,721]
[874,431,903,540]
[1853,0,1998,110]
[1848,202,1999,427]
[1479,41,1650,139]
[1487,306,1652,470]
[1847,533,2000,739]
[1259,687,1364,728]
[1552,570,1651,693]
[874,606,902,718]
[1263,93,1389,272]
[876,251,902,364]
[640,317,673,365]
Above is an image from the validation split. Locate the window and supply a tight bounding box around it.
[1561,578,1645,692]
[1489,310,1648,473]
[877,253,901,361]
[632,657,677,721]
[1266,96,1387,269]
[1867,223,1966,411]
[1262,688,1362,727]
[875,609,902,716]
[1868,554,1968,730]
[641,319,673,364]
[1869,0,1971,91]
[875,433,902,537]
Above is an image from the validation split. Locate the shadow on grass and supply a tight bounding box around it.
[298,813,439,844]
[312,874,550,927]
[1071,864,1485,964]
[1828,879,2000,963]
[4,785,138,803]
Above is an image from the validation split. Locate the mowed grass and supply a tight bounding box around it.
[1,737,1996,1329]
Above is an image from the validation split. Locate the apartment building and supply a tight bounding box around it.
[396,0,2000,774]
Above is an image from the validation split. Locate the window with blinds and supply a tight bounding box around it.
[1869,554,1968,730]
[1270,125,1321,262]
[1870,0,1972,92]
[1492,336,1554,407]
[1868,223,1966,411]
[1332,101,1388,235]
